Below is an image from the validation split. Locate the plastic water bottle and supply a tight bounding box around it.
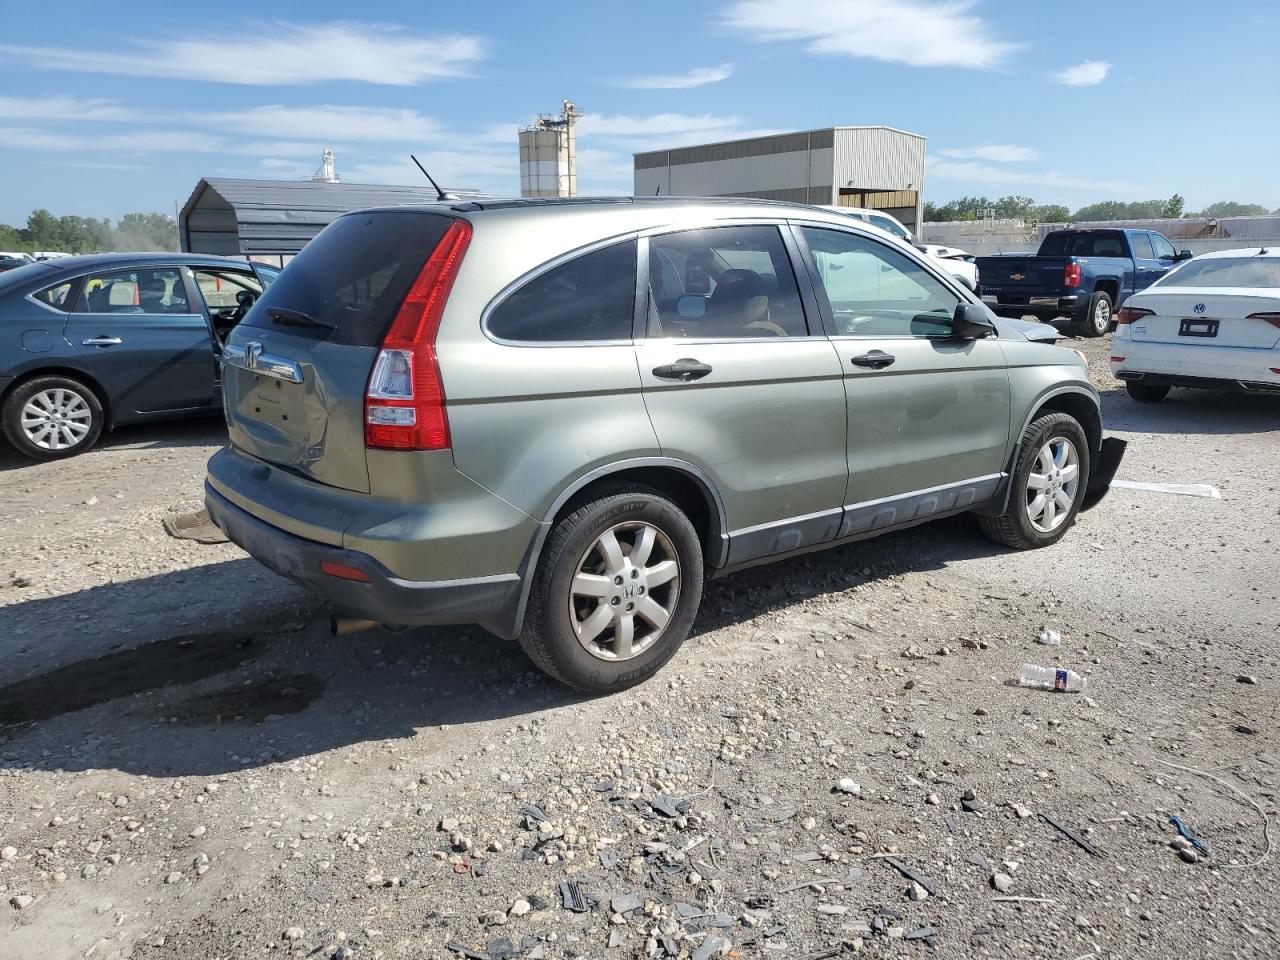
[1019,663,1087,693]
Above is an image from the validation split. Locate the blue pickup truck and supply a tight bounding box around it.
[977,228,1194,337]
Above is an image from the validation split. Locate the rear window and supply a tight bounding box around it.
[1158,257,1280,288]
[1039,232,1128,258]
[243,211,454,346]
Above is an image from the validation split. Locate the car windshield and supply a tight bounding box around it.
[1158,257,1280,289]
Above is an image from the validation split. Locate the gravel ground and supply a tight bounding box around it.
[1,333,1278,960]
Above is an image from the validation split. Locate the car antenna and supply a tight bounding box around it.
[655,186,661,196]
[1257,247,1269,255]
[410,155,457,202]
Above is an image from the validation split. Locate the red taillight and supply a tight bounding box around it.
[321,560,371,582]
[1115,306,1154,325]
[1246,311,1280,330]
[1063,263,1081,288]
[365,219,472,450]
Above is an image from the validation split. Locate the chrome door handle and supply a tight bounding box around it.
[82,337,123,347]
[850,351,895,369]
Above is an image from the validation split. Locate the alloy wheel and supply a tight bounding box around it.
[568,521,680,662]
[21,388,93,451]
[1026,437,1080,533]
[1093,298,1111,334]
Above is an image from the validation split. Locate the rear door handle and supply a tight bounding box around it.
[82,336,123,347]
[850,351,895,369]
[652,358,713,381]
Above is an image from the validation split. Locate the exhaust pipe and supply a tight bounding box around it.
[331,616,380,636]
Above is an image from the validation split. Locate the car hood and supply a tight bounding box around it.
[1003,317,1063,343]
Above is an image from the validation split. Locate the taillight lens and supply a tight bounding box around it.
[365,219,472,450]
[1246,311,1280,330]
[1064,263,1081,288]
[1115,306,1154,325]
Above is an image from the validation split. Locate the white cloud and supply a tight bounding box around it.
[620,63,735,89]
[578,112,742,138]
[0,22,486,86]
[1054,60,1110,86]
[0,95,137,122]
[721,0,1020,69]
[207,105,442,143]
[938,144,1040,163]
[929,158,1136,193]
[0,125,330,158]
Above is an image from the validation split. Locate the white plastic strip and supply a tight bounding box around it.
[1110,480,1222,499]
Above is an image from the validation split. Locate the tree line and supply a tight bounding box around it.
[0,209,179,254]
[923,194,1278,224]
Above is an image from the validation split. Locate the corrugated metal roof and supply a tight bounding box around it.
[179,178,484,256]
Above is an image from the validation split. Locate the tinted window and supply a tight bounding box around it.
[34,281,74,308]
[76,268,189,315]
[1151,234,1177,260]
[647,226,807,338]
[488,240,636,342]
[1039,231,1128,257]
[800,227,959,337]
[244,211,453,347]
[1131,233,1155,259]
[1158,257,1280,288]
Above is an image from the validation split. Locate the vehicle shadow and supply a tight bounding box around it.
[0,518,1006,778]
[1097,386,1280,436]
[0,416,226,472]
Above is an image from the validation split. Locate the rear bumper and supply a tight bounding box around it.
[1110,340,1280,392]
[206,484,523,636]
[984,294,1079,318]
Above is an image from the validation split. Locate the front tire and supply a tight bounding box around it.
[2,375,104,461]
[1079,291,1113,337]
[1126,382,1170,403]
[979,412,1091,550]
[518,485,704,693]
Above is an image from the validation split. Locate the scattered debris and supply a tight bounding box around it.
[1040,812,1105,858]
[1169,815,1206,851]
[560,880,590,913]
[1038,627,1063,645]
[1156,759,1273,868]
[1110,480,1221,499]
[876,855,939,896]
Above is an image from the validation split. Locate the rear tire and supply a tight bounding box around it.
[518,484,704,694]
[1126,382,1170,403]
[1079,291,1113,337]
[2,375,104,461]
[979,412,1091,550]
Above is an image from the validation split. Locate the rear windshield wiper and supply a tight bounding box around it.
[267,306,336,331]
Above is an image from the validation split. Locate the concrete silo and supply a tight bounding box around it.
[519,100,581,198]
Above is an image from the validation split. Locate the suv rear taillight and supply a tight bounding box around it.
[1246,311,1280,330]
[365,219,472,450]
[1115,306,1154,325]
[1063,263,1081,288]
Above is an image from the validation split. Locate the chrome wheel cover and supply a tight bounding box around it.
[21,388,92,451]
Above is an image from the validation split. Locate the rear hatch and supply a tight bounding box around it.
[1126,289,1280,349]
[978,255,1069,292]
[221,209,457,494]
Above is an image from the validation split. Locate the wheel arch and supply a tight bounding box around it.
[1,366,113,429]
[1093,277,1121,304]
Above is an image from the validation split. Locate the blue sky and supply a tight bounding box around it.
[1,0,1277,223]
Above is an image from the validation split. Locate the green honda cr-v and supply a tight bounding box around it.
[205,197,1125,693]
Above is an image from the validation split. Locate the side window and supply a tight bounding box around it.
[1151,234,1177,260]
[647,225,807,338]
[867,214,910,241]
[193,269,262,309]
[33,281,74,308]
[487,240,636,342]
[76,268,189,315]
[1131,233,1155,259]
[799,227,960,337]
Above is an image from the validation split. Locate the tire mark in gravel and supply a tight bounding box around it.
[0,631,269,727]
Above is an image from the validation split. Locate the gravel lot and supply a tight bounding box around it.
[1,334,1278,960]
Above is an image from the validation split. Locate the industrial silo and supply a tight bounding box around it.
[519,100,580,198]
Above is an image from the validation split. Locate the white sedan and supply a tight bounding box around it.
[1110,248,1280,401]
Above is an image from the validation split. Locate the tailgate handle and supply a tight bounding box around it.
[653,358,713,381]
[222,341,304,384]
[851,351,896,369]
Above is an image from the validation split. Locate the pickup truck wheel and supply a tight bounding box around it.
[978,412,1092,550]
[1126,382,1171,403]
[2,375,104,461]
[1080,292,1113,337]
[518,484,704,694]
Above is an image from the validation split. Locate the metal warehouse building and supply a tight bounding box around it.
[634,126,926,233]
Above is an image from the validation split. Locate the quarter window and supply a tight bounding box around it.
[33,281,74,308]
[799,227,960,337]
[488,240,637,342]
[646,225,807,338]
[76,268,189,315]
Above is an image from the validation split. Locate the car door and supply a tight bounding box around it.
[65,265,219,415]
[1131,232,1166,295]
[634,223,848,566]
[791,223,1012,535]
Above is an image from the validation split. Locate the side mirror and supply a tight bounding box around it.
[1177,249,1194,261]
[676,295,705,318]
[951,302,995,339]
[912,242,929,254]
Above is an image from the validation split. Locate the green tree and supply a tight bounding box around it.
[1195,200,1269,218]
[1162,194,1185,219]
[112,212,178,251]
[1032,203,1070,223]
[25,209,64,249]
[993,195,1037,219]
